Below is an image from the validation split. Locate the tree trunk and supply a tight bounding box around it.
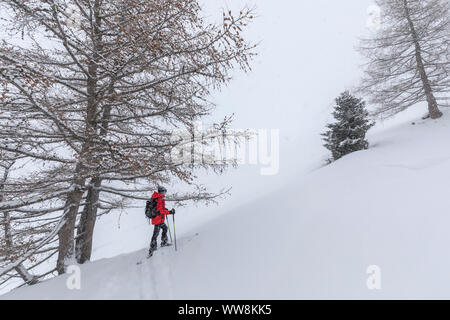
[403,0,443,119]
[56,0,103,274]
[75,177,102,264]
[15,265,39,285]
[75,82,114,264]
[56,176,85,274]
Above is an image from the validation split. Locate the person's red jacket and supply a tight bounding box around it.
[151,191,171,225]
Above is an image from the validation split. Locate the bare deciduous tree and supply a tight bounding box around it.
[0,151,41,287]
[359,0,449,119]
[0,0,256,282]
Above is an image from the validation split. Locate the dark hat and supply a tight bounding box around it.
[157,186,167,194]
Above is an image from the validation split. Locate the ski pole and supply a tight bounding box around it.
[166,218,173,243]
[172,214,177,251]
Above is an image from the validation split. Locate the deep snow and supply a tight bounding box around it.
[3,111,450,299]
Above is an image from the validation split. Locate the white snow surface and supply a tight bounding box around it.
[3,112,450,299]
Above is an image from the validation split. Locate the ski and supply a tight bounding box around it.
[136,254,152,265]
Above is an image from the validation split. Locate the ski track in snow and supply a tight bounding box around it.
[136,253,147,299]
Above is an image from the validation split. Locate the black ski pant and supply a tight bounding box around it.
[150,222,168,252]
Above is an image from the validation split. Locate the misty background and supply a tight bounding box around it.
[88,0,386,259]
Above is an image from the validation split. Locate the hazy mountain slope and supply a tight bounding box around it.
[3,112,450,299]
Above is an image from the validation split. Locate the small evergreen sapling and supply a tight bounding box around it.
[322,91,374,162]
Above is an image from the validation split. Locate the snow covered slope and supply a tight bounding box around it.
[3,112,450,299]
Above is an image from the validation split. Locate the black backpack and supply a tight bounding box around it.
[145,198,159,219]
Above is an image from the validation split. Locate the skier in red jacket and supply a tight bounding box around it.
[149,186,175,256]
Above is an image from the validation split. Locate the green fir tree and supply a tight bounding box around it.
[322,91,374,162]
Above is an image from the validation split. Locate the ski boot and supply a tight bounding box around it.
[160,242,172,247]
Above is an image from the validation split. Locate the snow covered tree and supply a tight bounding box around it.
[0,0,256,279]
[322,92,374,162]
[0,150,41,287]
[359,0,449,119]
